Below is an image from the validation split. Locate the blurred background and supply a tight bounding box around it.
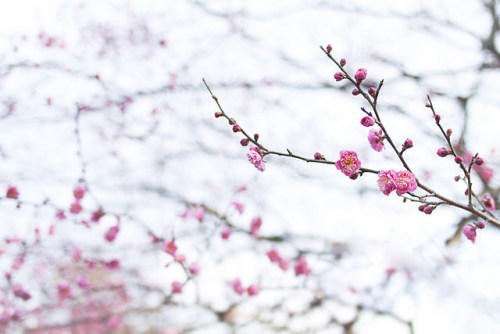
[0,0,499,333]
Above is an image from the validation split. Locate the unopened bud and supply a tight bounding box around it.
[232,124,241,132]
[212,95,218,101]
[454,176,460,182]
[253,133,259,141]
[434,115,441,123]
[240,138,250,146]
[476,222,486,229]
[352,89,360,96]
[418,205,427,212]
[349,173,359,180]
[314,152,325,160]
[475,157,484,166]
[425,103,431,108]
[403,138,413,149]
[446,128,452,137]
[229,118,236,125]
[454,156,463,164]
[326,44,332,53]
[423,206,435,214]
[340,58,346,67]
[368,87,376,97]
[437,147,449,157]
[215,111,223,118]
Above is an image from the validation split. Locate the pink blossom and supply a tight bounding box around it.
[230,278,245,295]
[71,248,81,262]
[247,145,266,172]
[57,281,72,302]
[482,195,496,212]
[73,184,87,200]
[334,71,346,81]
[247,284,260,296]
[6,186,19,199]
[294,257,311,276]
[266,247,281,263]
[221,227,232,240]
[189,262,200,276]
[250,216,262,238]
[180,205,205,222]
[393,170,418,195]
[174,253,185,263]
[360,116,375,127]
[368,128,385,152]
[163,239,178,256]
[104,225,119,242]
[278,258,290,271]
[171,281,183,294]
[335,150,361,177]
[354,68,367,83]
[462,224,476,244]
[231,201,245,214]
[437,147,449,157]
[77,275,90,289]
[55,210,66,220]
[69,201,83,214]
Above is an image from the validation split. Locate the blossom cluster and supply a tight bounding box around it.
[377,170,417,196]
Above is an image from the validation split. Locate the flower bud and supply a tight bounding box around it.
[437,147,449,157]
[454,176,460,182]
[228,117,236,125]
[434,115,441,123]
[423,206,435,214]
[352,89,360,96]
[360,116,375,127]
[446,128,452,137]
[475,157,484,165]
[334,72,346,81]
[326,44,332,53]
[340,58,346,67]
[454,156,463,164]
[354,68,367,83]
[476,222,486,229]
[349,172,359,180]
[240,138,249,146]
[425,103,431,108]
[253,133,259,141]
[368,87,376,97]
[314,152,324,160]
[215,111,223,118]
[403,139,413,149]
[232,124,241,132]
[418,205,427,212]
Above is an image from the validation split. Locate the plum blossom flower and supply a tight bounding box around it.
[230,278,245,295]
[250,216,262,238]
[294,257,311,276]
[189,262,200,276]
[69,201,83,215]
[180,205,205,222]
[247,284,260,296]
[335,150,361,177]
[266,247,281,263]
[247,146,266,172]
[220,226,232,240]
[104,225,119,243]
[462,224,476,244]
[377,170,396,196]
[171,281,183,294]
[368,128,385,152]
[163,239,177,256]
[73,184,87,200]
[231,201,245,214]
[393,170,418,195]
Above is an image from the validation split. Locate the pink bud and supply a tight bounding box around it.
[240,138,249,146]
[221,227,232,240]
[368,87,376,97]
[334,72,346,81]
[423,206,435,214]
[446,128,452,137]
[476,222,485,229]
[214,111,223,118]
[104,225,119,242]
[247,284,260,296]
[462,224,476,243]
[434,115,441,123]
[171,281,183,294]
[475,157,484,165]
[189,262,200,276]
[418,204,427,212]
[174,253,185,263]
[403,139,413,149]
[73,184,87,200]
[437,148,449,157]
[360,116,375,127]
[232,124,241,132]
[6,186,19,199]
[230,278,245,295]
[454,156,463,164]
[340,58,346,67]
[352,89,360,96]
[294,257,311,276]
[326,44,332,53]
[69,201,83,215]
[254,133,259,141]
[482,195,495,212]
[354,68,367,83]
[314,152,325,160]
[231,201,245,214]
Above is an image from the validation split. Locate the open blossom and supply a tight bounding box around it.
[335,150,361,177]
[73,184,87,200]
[462,224,476,243]
[163,239,178,256]
[393,170,418,195]
[368,128,385,152]
[378,170,417,196]
[171,281,183,294]
[247,145,266,172]
[377,170,396,196]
